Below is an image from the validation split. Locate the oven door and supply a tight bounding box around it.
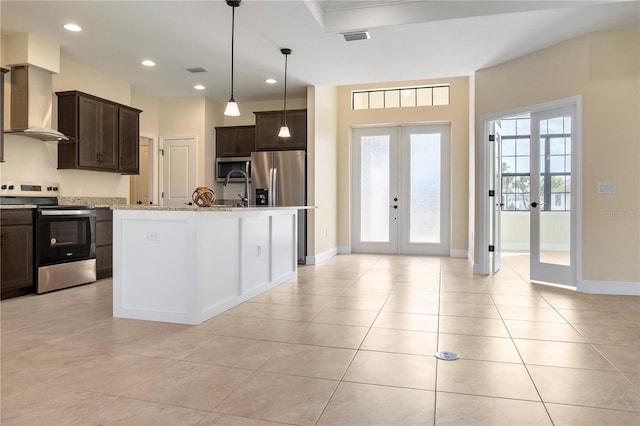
[36,208,96,266]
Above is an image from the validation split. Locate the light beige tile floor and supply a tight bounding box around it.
[2,254,639,425]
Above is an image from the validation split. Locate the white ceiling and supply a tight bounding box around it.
[1,1,638,103]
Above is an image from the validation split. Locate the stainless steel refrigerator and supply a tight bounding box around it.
[251,150,306,263]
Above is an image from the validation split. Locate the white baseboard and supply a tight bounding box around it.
[578,280,640,296]
[337,246,352,255]
[449,249,468,258]
[306,248,338,265]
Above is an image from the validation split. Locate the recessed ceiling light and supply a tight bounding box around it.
[64,23,82,32]
[141,60,156,67]
[266,78,277,84]
[194,84,205,90]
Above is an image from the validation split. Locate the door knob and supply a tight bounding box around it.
[531,202,538,208]
[394,197,398,201]
[393,205,398,209]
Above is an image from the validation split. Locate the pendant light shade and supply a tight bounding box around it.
[225,0,241,116]
[278,126,291,138]
[278,48,292,138]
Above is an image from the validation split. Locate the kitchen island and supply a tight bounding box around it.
[112,205,309,325]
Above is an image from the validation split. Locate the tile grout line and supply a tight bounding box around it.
[488,260,556,425]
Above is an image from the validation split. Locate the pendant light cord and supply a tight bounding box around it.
[230,5,235,100]
[283,53,288,126]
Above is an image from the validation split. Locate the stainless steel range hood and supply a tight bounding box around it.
[4,65,68,141]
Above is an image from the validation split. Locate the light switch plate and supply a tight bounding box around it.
[598,182,616,194]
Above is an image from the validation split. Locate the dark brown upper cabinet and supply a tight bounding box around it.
[254,109,307,151]
[57,91,142,174]
[215,125,255,157]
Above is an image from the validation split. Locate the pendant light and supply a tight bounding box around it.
[224,0,241,116]
[278,48,292,138]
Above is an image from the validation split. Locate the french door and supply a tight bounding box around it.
[530,106,576,285]
[351,124,450,255]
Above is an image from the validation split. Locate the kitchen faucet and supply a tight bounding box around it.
[223,170,249,207]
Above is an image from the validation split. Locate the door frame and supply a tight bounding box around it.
[159,135,198,206]
[132,133,158,205]
[477,96,583,287]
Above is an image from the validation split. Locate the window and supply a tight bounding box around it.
[540,116,572,211]
[352,85,450,110]
[500,117,571,211]
[501,118,531,211]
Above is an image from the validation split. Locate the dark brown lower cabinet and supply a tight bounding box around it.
[1,209,34,299]
[96,208,113,279]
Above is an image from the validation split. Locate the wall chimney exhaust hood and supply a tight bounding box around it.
[4,65,68,141]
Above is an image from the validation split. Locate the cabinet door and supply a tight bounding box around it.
[95,208,113,279]
[118,108,140,174]
[99,102,119,171]
[255,112,284,151]
[236,126,256,156]
[255,110,306,151]
[1,225,33,291]
[280,110,307,150]
[78,96,101,168]
[216,126,256,157]
[216,128,239,157]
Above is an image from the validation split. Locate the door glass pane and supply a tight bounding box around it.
[409,133,440,243]
[538,117,571,266]
[360,136,390,242]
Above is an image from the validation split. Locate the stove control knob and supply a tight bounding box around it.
[53,187,58,191]
[1,185,6,190]
[47,186,53,191]
[8,185,14,190]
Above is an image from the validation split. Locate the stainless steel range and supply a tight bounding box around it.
[0,181,96,294]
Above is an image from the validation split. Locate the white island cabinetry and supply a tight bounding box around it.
[112,206,303,325]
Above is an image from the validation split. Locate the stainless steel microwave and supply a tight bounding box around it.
[216,157,251,182]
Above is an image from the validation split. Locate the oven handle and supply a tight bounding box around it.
[39,210,94,217]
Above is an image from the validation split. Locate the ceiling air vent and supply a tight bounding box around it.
[186,67,208,73]
[342,31,370,42]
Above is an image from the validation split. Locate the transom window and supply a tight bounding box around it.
[352,85,450,110]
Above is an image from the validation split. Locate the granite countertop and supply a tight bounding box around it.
[0,204,38,209]
[1,196,128,210]
[58,196,127,208]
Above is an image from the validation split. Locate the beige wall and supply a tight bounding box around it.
[307,86,338,259]
[475,28,639,283]
[336,77,470,253]
[132,90,160,137]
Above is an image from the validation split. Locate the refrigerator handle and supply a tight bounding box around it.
[271,168,277,206]
[268,168,274,206]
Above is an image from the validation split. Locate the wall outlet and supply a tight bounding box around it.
[147,232,159,241]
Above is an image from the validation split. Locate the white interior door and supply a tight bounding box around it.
[490,122,502,273]
[352,124,450,255]
[161,136,197,207]
[530,106,576,286]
